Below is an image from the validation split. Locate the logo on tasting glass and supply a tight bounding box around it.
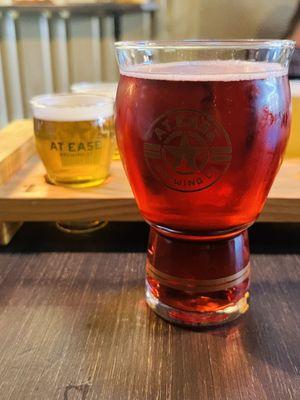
[144,109,232,192]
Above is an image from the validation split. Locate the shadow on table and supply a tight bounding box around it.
[240,280,300,376]
[1,222,300,254]
[175,279,300,377]
[0,222,149,253]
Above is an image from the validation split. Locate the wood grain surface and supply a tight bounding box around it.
[0,119,35,244]
[0,221,22,245]
[0,156,140,222]
[0,119,34,185]
[0,155,300,222]
[0,222,299,400]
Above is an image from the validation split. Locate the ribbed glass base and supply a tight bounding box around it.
[146,281,249,328]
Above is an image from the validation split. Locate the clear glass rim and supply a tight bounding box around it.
[30,93,113,110]
[115,39,295,50]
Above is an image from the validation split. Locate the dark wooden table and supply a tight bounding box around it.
[0,222,299,400]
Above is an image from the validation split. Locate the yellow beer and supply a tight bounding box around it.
[31,94,114,187]
[286,81,300,158]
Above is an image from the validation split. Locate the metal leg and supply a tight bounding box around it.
[149,10,156,40]
[113,14,121,41]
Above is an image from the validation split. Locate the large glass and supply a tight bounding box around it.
[115,40,294,327]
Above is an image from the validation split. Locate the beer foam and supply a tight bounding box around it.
[121,60,287,81]
[31,94,114,121]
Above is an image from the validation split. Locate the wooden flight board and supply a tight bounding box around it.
[0,155,140,222]
[0,154,299,222]
[0,120,300,242]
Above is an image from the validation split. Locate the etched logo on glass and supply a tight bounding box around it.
[144,109,232,192]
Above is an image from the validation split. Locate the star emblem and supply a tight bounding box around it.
[163,134,205,174]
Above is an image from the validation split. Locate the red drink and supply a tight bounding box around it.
[115,56,292,326]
